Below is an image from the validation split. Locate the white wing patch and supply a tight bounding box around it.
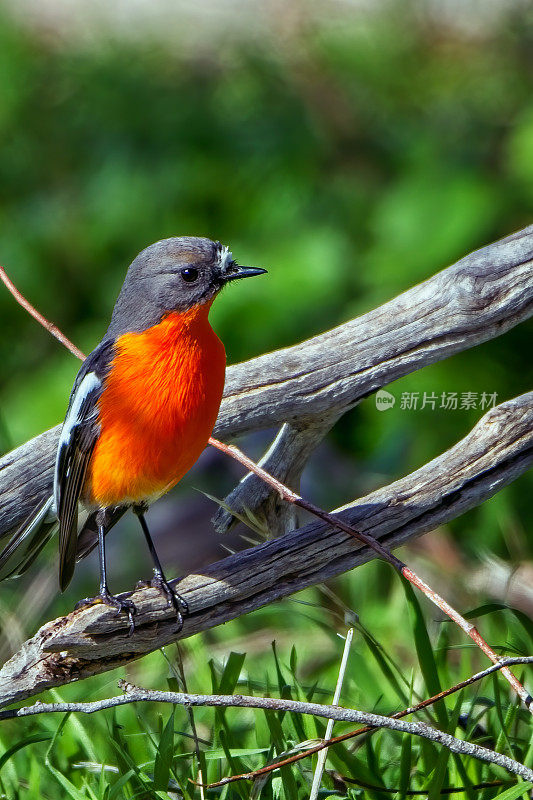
[53,371,101,513]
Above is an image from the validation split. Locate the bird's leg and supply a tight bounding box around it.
[133,504,188,630]
[75,509,136,635]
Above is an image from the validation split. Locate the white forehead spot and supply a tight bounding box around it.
[217,245,233,272]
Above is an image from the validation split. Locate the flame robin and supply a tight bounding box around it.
[0,237,266,631]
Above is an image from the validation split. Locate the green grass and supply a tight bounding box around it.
[1,559,532,799]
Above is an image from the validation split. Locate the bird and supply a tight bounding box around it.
[0,237,266,632]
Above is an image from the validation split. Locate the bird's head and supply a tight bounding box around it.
[107,237,266,336]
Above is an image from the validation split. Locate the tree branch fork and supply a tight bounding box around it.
[0,389,531,711]
[0,226,532,784]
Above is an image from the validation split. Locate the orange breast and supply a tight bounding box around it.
[85,304,226,508]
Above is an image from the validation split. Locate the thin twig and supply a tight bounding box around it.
[204,655,533,788]
[1,682,531,783]
[309,627,354,800]
[208,437,533,713]
[0,265,86,361]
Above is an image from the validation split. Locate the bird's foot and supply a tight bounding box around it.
[150,572,188,631]
[75,591,136,636]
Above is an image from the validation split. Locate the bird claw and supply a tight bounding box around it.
[75,591,136,636]
[150,573,188,631]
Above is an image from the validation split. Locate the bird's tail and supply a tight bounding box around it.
[0,496,58,581]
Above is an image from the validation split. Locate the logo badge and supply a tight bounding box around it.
[376,389,395,411]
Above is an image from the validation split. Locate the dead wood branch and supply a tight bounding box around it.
[0,392,531,708]
[2,682,532,782]
[1,224,532,536]
[209,436,532,708]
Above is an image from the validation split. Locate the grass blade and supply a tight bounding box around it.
[402,578,448,729]
[153,708,175,791]
[0,734,51,772]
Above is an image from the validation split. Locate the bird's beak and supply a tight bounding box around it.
[223,264,267,282]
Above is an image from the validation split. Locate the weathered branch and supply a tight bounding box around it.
[212,415,340,535]
[0,392,530,708]
[1,225,532,535]
[2,682,532,782]
[209,436,533,708]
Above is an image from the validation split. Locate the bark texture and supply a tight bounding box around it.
[0,392,531,708]
[0,225,532,706]
[1,224,532,535]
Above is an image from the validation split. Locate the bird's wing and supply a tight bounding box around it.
[0,496,57,580]
[54,340,115,590]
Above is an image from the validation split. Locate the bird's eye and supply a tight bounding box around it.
[180,267,199,283]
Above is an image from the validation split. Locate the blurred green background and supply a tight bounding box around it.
[0,1,532,796]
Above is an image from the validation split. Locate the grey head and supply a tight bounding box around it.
[106,236,266,337]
